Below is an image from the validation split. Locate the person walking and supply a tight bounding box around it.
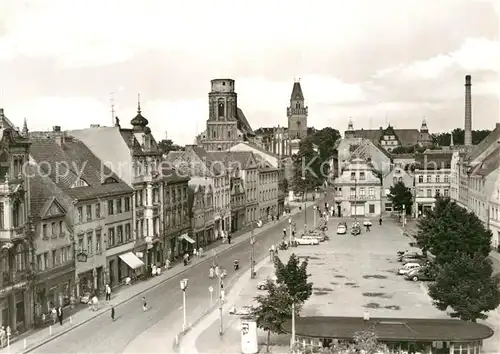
[111,306,115,321]
[379,217,382,226]
[105,284,111,301]
[142,297,147,311]
[57,306,63,326]
[227,234,232,244]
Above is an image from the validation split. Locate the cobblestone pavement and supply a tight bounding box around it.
[6,202,314,354]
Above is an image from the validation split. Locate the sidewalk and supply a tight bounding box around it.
[9,203,313,354]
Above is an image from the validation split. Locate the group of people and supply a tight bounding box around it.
[50,303,64,325]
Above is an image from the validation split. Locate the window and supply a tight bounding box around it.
[108,227,115,247]
[418,188,424,196]
[124,197,130,212]
[85,205,92,221]
[426,189,432,197]
[350,187,355,197]
[418,175,423,183]
[125,223,131,241]
[453,342,470,354]
[78,234,84,251]
[95,229,101,253]
[359,187,365,196]
[350,172,356,180]
[426,175,431,183]
[42,224,48,238]
[108,200,114,215]
[52,249,57,267]
[385,203,392,212]
[117,225,123,244]
[43,252,49,269]
[218,101,225,117]
[116,199,122,214]
[435,175,440,183]
[86,231,93,255]
[369,187,375,196]
[95,203,101,218]
[37,255,43,271]
[359,172,365,180]
[368,204,375,213]
[444,189,449,197]
[444,175,449,183]
[77,207,83,223]
[51,222,56,237]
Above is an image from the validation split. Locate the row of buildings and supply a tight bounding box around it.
[0,78,297,335]
[331,75,500,249]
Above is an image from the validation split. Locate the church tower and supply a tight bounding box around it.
[417,118,432,147]
[287,81,308,140]
[204,79,242,151]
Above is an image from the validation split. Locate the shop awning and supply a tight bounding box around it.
[119,252,145,270]
[178,233,195,244]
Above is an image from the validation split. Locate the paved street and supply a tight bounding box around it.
[14,201,317,354]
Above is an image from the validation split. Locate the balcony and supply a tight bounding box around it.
[287,107,308,116]
[347,195,378,201]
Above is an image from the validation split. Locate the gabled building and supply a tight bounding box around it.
[256,156,279,220]
[29,136,135,296]
[0,109,33,333]
[333,158,382,217]
[489,170,500,248]
[187,183,214,248]
[382,163,414,214]
[336,137,392,177]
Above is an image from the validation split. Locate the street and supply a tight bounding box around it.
[30,202,321,353]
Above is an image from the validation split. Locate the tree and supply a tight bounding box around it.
[428,253,500,321]
[388,182,412,214]
[292,139,322,193]
[432,128,491,147]
[158,139,182,154]
[416,197,492,264]
[253,281,301,352]
[274,254,313,303]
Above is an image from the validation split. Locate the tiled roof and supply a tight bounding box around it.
[471,145,500,177]
[206,151,256,170]
[236,108,255,137]
[162,167,190,184]
[28,164,68,218]
[467,123,500,161]
[284,316,493,342]
[354,128,420,146]
[30,137,133,202]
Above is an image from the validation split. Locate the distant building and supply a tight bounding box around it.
[381,162,414,214]
[333,158,382,218]
[344,119,432,152]
[335,137,392,177]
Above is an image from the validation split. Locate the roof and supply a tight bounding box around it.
[0,108,31,145]
[291,82,304,101]
[467,123,500,161]
[29,137,133,202]
[236,108,255,137]
[470,145,500,177]
[354,128,420,146]
[206,151,256,171]
[415,150,452,170]
[283,316,494,342]
[28,164,68,218]
[162,167,189,184]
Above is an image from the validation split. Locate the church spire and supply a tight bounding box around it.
[137,93,141,114]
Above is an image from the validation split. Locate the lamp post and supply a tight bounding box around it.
[354,177,358,221]
[250,229,255,279]
[288,218,292,245]
[402,204,406,228]
[180,279,188,331]
[301,175,307,232]
[290,301,296,350]
[313,206,317,229]
[215,266,225,336]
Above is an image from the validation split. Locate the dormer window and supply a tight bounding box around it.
[103,177,118,184]
[71,178,89,188]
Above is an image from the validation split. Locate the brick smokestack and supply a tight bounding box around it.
[464,75,472,147]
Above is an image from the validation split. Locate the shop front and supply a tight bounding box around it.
[0,282,31,334]
[178,233,195,255]
[114,252,144,282]
[34,264,74,325]
[76,266,104,299]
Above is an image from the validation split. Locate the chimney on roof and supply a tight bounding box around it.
[53,126,61,132]
[55,131,66,147]
[464,75,472,147]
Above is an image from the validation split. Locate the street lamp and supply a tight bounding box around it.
[290,301,296,350]
[313,206,317,229]
[288,218,292,246]
[301,175,307,232]
[250,229,256,279]
[215,266,226,336]
[402,204,406,228]
[180,279,188,331]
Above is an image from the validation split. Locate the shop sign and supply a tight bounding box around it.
[0,281,28,296]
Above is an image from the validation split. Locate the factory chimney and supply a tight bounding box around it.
[464,75,472,147]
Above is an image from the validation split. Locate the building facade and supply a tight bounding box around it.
[489,172,500,248]
[0,109,33,333]
[230,175,245,232]
[334,158,382,217]
[257,159,279,220]
[414,151,452,217]
[381,163,414,214]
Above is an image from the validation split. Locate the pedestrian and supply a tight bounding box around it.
[51,305,57,324]
[142,297,147,311]
[227,234,231,244]
[283,228,287,238]
[379,217,382,226]
[111,306,115,321]
[366,224,371,232]
[105,284,111,301]
[165,259,171,270]
[151,264,157,277]
[57,306,63,325]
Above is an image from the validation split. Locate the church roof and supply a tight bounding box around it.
[354,128,420,146]
[291,82,304,101]
[236,108,255,137]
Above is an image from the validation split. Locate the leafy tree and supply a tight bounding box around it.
[388,182,412,214]
[432,128,491,147]
[253,280,302,352]
[428,253,500,321]
[158,139,182,154]
[416,197,492,264]
[274,254,313,303]
[292,139,322,193]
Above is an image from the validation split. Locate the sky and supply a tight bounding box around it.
[0,0,499,145]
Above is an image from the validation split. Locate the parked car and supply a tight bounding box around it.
[305,231,325,242]
[337,224,347,234]
[397,263,421,275]
[363,219,372,226]
[229,305,255,315]
[398,251,422,262]
[351,226,361,236]
[405,268,436,282]
[401,254,426,264]
[295,236,320,245]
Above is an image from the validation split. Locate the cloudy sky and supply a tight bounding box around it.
[0,0,499,145]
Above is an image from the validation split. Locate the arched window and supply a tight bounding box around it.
[218,99,225,117]
[296,102,300,109]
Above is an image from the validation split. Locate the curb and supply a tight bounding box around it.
[20,205,314,354]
